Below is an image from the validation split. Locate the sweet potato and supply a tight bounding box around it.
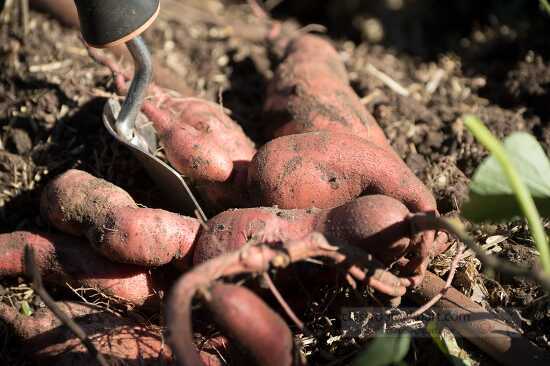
[143,96,255,209]
[193,195,446,285]
[409,272,550,366]
[246,131,438,283]
[41,169,200,266]
[203,283,296,366]
[169,282,297,366]
[263,34,391,150]
[90,52,256,210]
[0,231,158,305]
[248,131,436,213]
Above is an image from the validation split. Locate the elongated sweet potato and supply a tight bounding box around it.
[263,34,391,150]
[0,301,177,365]
[41,169,200,266]
[193,195,447,284]
[409,272,550,366]
[248,132,436,213]
[0,231,157,305]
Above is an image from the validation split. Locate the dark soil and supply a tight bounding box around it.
[1,0,550,365]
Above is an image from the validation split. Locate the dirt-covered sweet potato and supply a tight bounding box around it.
[143,96,255,210]
[0,231,157,305]
[41,169,200,266]
[248,131,436,213]
[193,195,446,284]
[194,194,408,264]
[90,51,256,210]
[263,34,391,150]
[246,131,438,283]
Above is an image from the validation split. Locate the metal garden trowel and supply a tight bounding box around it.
[73,0,205,218]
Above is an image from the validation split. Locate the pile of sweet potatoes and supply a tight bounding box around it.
[1,5,458,364]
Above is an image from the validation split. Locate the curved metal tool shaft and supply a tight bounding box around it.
[116,35,152,142]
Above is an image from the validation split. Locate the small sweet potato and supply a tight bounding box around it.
[263,34,391,150]
[91,52,256,210]
[0,301,175,365]
[41,169,200,266]
[142,96,255,210]
[204,283,296,366]
[248,131,436,214]
[0,231,158,305]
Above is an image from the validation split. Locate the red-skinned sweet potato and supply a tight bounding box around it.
[263,34,391,151]
[194,195,407,265]
[204,283,297,366]
[0,231,158,306]
[193,195,447,284]
[142,96,255,210]
[248,132,436,213]
[167,232,411,366]
[41,169,200,266]
[90,52,256,210]
[168,283,296,366]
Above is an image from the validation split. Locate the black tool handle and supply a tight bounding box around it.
[74,0,159,48]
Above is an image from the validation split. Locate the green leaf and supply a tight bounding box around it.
[350,332,410,366]
[462,132,550,221]
[19,300,33,316]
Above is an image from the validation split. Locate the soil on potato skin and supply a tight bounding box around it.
[1,0,549,365]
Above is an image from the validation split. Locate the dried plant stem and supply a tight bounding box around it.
[262,272,305,331]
